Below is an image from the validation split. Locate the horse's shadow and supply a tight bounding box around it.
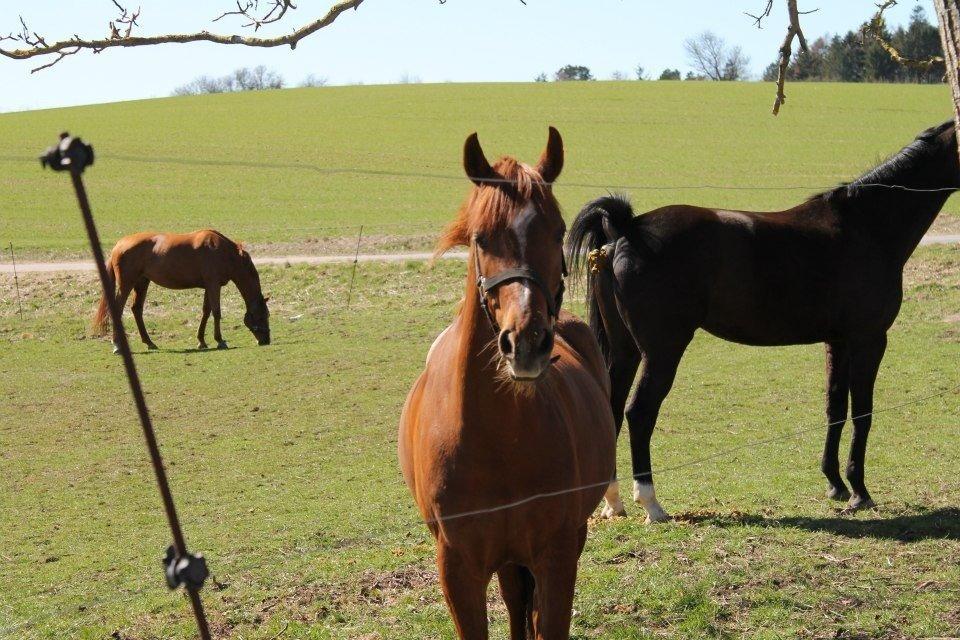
[679,507,960,542]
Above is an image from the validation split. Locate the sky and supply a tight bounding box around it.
[0,0,938,113]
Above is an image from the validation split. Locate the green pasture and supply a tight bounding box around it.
[0,81,958,260]
[1,242,958,639]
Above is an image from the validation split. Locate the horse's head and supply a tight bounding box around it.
[440,127,566,381]
[244,294,271,345]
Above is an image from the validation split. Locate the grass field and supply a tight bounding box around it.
[1,81,959,260]
[1,82,959,639]
[0,245,958,639]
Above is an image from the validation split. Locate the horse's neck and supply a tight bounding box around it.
[846,175,951,262]
[231,263,262,309]
[454,257,520,417]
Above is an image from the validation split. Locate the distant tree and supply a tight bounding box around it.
[685,71,707,81]
[658,68,681,80]
[534,72,549,82]
[554,65,593,81]
[823,31,865,81]
[893,4,946,82]
[398,72,422,84]
[684,31,749,80]
[172,66,284,95]
[635,64,647,80]
[300,74,328,88]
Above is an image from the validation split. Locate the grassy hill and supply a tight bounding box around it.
[0,81,956,259]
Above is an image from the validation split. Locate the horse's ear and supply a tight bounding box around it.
[463,132,499,186]
[536,126,564,184]
[237,241,247,256]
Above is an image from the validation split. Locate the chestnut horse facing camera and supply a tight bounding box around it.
[92,230,270,352]
[398,128,617,639]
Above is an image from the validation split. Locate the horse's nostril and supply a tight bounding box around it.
[498,330,515,357]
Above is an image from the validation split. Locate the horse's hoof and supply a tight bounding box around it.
[644,511,672,525]
[197,343,208,350]
[216,341,228,350]
[599,502,627,519]
[826,485,851,502]
[146,343,159,350]
[842,494,876,514]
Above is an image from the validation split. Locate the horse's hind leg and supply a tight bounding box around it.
[844,334,887,512]
[497,563,534,640]
[599,348,640,519]
[111,276,135,354]
[197,290,211,350]
[822,342,851,501]
[206,285,227,349]
[131,280,157,350]
[625,338,689,523]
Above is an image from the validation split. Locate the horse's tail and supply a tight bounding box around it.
[566,194,636,362]
[92,254,116,335]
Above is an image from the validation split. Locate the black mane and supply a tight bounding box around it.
[815,120,955,202]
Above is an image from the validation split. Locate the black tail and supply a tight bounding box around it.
[566,194,636,361]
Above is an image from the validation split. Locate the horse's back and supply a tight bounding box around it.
[108,229,238,289]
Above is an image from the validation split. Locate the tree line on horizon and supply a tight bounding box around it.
[539,4,943,84]
[170,5,942,95]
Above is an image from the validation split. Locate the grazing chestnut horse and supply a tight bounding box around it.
[568,120,959,522]
[93,230,271,351]
[399,128,617,639]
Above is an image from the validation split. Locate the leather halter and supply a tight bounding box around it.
[473,233,567,333]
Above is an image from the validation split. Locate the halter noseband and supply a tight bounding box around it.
[473,234,567,333]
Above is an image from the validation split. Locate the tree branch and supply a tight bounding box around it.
[862,0,945,72]
[1,0,363,72]
[772,0,813,115]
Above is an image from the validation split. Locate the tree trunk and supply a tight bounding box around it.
[934,0,960,158]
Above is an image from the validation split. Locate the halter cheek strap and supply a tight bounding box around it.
[473,235,567,333]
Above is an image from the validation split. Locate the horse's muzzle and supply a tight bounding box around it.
[498,325,554,380]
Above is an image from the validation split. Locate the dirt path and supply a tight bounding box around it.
[2,235,959,274]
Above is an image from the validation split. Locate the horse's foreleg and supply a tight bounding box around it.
[437,545,490,640]
[822,342,851,501]
[207,286,227,349]
[497,563,534,640]
[131,280,157,350]
[844,334,887,512]
[197,290,211,349]
[625,339,688,524]
[529,527,584,640]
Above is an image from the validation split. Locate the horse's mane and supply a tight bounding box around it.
[436,157,556,255]
[812,120,954,203]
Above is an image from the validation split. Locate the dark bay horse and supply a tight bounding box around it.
[93,230,270,351]
[568,120,959,522]
[399,128,617,638]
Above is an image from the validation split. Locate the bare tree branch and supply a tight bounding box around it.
[212,0,295,31]
[745,1,775,28]
[772,0,813,115]
[862,0,945,72]
[1,0,363,72]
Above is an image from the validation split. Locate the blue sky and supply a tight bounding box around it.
[0,0,936,112]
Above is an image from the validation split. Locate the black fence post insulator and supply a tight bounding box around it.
[164,545,210,591]
[40,132,212,640]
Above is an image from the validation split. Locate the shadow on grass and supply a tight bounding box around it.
[673,507,960,542]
